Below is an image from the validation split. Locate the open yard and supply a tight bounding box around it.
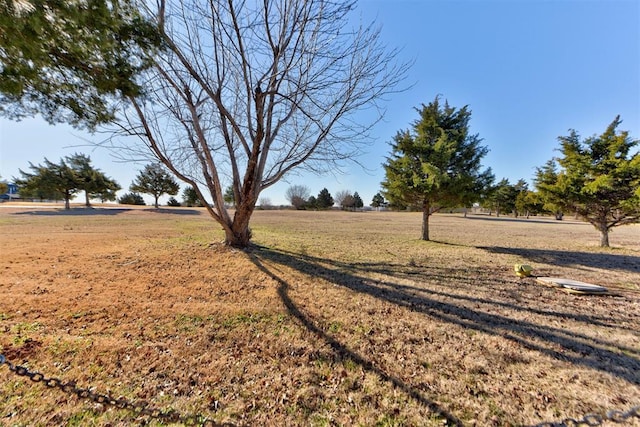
[0,206,639,426]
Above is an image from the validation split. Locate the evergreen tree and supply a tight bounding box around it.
[94,180,120,203]
[381,96,492,240]
[16,158,78,209]
[306,196,318,210]
[515,190,545,218]
[534,160,565,220]
[89,172,122,203]
[66,153,120,206]
[223,186,235,207]
[16,154,120,208]
[130,164,180,208]
[0,0,161,129]
[182,186,201,207]
[512,179,529,217]
[371,192,385,210]
[353,192,364,210]
[535,116,640,246]
[487,178,519,217]
[316,188,334,209]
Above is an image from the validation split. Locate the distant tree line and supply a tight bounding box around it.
[284,185,372,211]
[7,102,638,248]
[13,157,181,209]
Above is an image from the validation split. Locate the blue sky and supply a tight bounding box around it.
[1,0,638,206]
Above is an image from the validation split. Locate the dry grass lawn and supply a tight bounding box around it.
[0,205,639,426]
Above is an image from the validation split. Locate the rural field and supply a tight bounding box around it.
[0,205,639,426]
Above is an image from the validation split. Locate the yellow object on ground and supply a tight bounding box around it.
[514,264,533,277]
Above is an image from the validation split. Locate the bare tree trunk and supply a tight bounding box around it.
[226,205,254,247]
[421,202,430,241]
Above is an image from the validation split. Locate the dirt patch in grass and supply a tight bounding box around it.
[1,206,639,426]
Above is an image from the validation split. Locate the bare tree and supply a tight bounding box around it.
[334,189,352,209]
[286,184,311,209]
[111,0,409,247]
[258,196,272,209]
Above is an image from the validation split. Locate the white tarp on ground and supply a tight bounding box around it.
[536,277,608,295]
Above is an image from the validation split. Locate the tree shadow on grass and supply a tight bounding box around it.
[477,246,640,274]
[464,215,582,226]
[247,249,466,426]
[14,207,132,216]
[12,207,204,216]
[142,208,203,215]
[249,247,640,398]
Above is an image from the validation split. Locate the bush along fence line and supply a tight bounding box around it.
[1,354,639,426]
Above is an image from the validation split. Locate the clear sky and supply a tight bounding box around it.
[1,0,638,207]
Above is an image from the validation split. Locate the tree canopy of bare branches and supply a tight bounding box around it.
[285,184,311,209]
[113,0,409,247]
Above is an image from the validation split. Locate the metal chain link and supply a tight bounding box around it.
[0,354,233,426]
[3,354,639,426]
[530,405,640,427]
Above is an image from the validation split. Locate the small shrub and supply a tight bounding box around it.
[118,192,145,205]
[167,197,181,207]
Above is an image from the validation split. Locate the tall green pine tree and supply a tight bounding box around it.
[316,188,334,209]
[382,96,493,240]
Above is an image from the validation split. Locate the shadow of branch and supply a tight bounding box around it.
[251,246,640,387]
[478,245,640,275]
[248,249,465,426]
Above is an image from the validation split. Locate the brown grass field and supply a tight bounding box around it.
[0,205,639,426]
